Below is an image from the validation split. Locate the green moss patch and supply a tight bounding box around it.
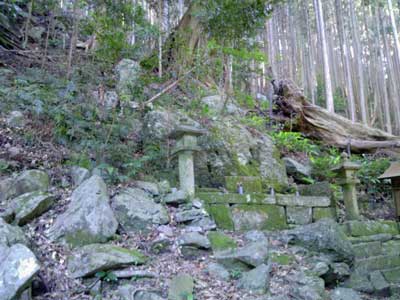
[269,252,294,265]
[207,231,237,252]
[346,220,399,237]
[207,204,234,230]
[225,176,262,193]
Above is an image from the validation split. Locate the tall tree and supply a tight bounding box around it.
[313,0,335,112]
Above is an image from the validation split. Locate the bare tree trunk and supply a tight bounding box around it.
[22,1,34,49]
[66,0,79,79]
[313,0,335,112]
[335,0,356,121]
[349,0,368,124]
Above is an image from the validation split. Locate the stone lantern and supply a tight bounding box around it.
[170,125,207,197]
[379,162,400,220]
[332,152,361,220]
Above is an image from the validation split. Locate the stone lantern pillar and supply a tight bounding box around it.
[379,162,400,220]
[332,152,361,220]
[170,125,206,197]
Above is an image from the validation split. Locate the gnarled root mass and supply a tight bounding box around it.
[273,79,400,153]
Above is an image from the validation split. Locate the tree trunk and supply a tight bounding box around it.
[313,0,335,112]
[273,79,400,152]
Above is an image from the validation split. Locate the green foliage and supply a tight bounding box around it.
[310,148,341,181]
[356,156,391,197]
[95,271,118,283]
[241,114,268,131]
[229,269,242,279]
[271,132,318,155]
[0,159,10,175]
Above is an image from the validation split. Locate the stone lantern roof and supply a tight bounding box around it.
[169,125,207,140]
[379,162,400,179]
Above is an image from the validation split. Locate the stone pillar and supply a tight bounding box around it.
[170,125,206,198]
[332,153,361,220]
[178,151,195,196]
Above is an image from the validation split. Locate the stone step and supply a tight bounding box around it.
[352,241,382,258]
[354,255,400,275]
[382,267,400,284]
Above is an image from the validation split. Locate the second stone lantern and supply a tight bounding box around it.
[170,125,207,197]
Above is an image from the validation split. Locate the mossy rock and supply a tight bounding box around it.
[313,207,337,222]
[231,204,287,231]
[207,231,237,252]
[269,252,295,265]
[346,220,399,237]
[207,204,234,230]
[225,176,262,193]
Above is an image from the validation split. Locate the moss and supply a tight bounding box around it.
[207,204,234,230]
[225,176,262,193]
[197,192,270,205]
[110,246,147,264]
[269,252,294,265]
[64,230,108,248]
[346,220,399,237]
[231,204,287,231]
[207,231,237,252]
[312,207,337,222]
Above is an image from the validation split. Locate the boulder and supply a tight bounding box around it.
[6,111,25,128]
[0,244,40,300]
[133,181,160,196]
[70,166,91,187]
[115,59,141,96]
[67,243,147,278]
[330,288,362,300]
[237,263,271,294]
[178,232,211,249]
[0,218,28,246]
[284,219,354,263]
[283,157,311,181]
[175,207,208,223]
[168,274,194,300]
[215,241,269,271]
[286,206,312,225]
[5,170,49,200]
[206,262,230,280]
[112,188,169,233]
[197,118,288,191]
[201,95,240,114]
[207,231,237,252]
[0,177,13,202]
[48,175,118,247]
[287,271,327,300]
[8,191,54,225]
[164,190,187,205]
[118,285,164,300]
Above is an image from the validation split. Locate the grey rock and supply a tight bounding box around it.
[6,111,25,128]
[48,175,118,247]
[244,230,267,243]
[8,191,54,225]
[175,208,208,223]
[215,241,269,270]
[70,166,90,187]
[28,26,45,41]
[6,170,49,200]
[164,190,187,205]
[118,285,164,300]
[312,262,330,276]
[206,262,230,280]
[133,181,159,196]
[286,206,312,225]
[330,288,362,300]
[158,180,170,194]
[112,188,169,233]
[287,272,327,300]
[369,270,390,296]
[115,59,141,96]
[0,244,40,300]
[168,274,194,300]
[67,243,147,278]
[283,157,311,181]
[150,238,172,254]
[178,232,211,249]
[0,177,13,202]
[237,263,271,294]
[298,182,333,198]
[276,195,331,207]
[201,95,240,114]
[284,219,354,263]
[187,216,216,231]
[0,218,28,246]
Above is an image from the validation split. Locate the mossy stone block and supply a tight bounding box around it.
[313,207,337,221]
[207,231,237,252]
[346,220,399,237]
[207,204,234,230]
[269,252,294,265]
[382,267,400,283]
[225,176,262,193]
[352,241,382,258]
[382,240,400,256]
[231,204,287,231]
[276,194,331,207]
[197,192,275,205]
[354,255,400,275]
[286,206,312,225]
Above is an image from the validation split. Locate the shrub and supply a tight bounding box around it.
[271,131,318,155]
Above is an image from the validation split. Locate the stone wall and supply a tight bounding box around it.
[342,220,400,296]
[197,192,336,231]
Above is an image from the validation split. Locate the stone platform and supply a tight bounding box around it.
[197,192,336,231]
